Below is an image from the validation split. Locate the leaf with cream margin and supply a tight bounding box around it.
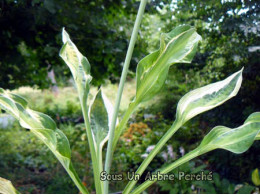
[89,89,114,150]
[134,25,201,104]
[59,28,92,102]
[0,88,89,194]
[0,177,19,194]
[198,112,260,154]
[176,68,243,125]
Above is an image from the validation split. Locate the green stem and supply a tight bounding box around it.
[97,145,104,193]
[65,163,90,194]
[104,0,147,193]
[50,146,89,194]
[130,148,201,194]
[112,101,137,152]
[123,120,182,194]
[80,98,102,194]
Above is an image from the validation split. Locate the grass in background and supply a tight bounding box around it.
[11,79,136,115]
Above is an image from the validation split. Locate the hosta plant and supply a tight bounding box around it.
[0,0,259,194]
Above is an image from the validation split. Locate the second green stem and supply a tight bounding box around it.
[104,0,148,193]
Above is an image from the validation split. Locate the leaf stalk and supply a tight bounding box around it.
[112,101,137,152]
[80,98,103,193]
[104,0,148,193]
[123,120,182,193]
[65,164,90,194]
[130,148,201,194]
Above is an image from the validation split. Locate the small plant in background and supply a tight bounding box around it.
[252,168,260,187]
[195,172,256,194]
[0,0,259,194]
[123,122,151,141]
[157,161,207,194]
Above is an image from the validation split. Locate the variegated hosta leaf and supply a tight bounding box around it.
[89,89,113,150]
[134,25,202,104]
[198,112,260,154]
[0,88,85,193]
[59,28,92,101]
[0,177,18,194]
[176,68,243,125]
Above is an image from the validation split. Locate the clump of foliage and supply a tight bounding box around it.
[0,0,259,194]
[0,0,148,89]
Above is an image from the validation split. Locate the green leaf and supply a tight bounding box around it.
[0,88,89,194]
[252,168,260,186]
[199,112,260,154]
[134,25,201,103]
[59,28,92,102]
[176,68,243,125]
[89,89,113,149]
[0,177,19,194]
[236,185,255,194]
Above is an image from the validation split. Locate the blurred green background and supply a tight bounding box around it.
[0,0,259,193]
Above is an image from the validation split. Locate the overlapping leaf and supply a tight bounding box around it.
[0,177,18,194]
[176,68,243,125]
[59,28,92,101]
[134,25,202,104]
[89,89,114,150]
[0,88,88,193]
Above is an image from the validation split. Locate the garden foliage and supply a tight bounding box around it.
[0,0,259,194]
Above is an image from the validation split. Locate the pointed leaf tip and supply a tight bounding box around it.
[62,27,70,44]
